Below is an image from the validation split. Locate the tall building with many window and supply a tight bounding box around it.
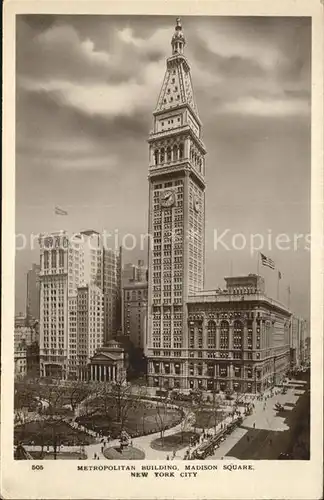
[39,230,119,379]
[39,231,69,378]
[122,282,148,350]
[146,19,291,393]
[103,248,122,340]
[147,18,206,384]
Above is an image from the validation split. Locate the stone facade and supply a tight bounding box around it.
[82,340,127,382]
[147,276,291,393]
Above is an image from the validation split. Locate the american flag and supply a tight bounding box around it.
[54,206,68,216]
[260,253,275,270]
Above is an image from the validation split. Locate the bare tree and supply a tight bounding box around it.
[179,408,195,443]
[91,372,147,436]
[14,377,75,459]
[210,391,222,433]
[67,380,93,413]
[154,395,170,447]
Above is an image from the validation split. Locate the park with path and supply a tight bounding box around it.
[14,373,310,461]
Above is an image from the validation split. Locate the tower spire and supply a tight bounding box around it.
[171,17,185,55]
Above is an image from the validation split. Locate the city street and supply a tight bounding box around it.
[207,378,309,460]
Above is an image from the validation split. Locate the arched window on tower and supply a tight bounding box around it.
[154,149,159,165]
[51,250,57,270]
[233,320,243,349]
[266,321,271,349]
[207,320,216,349]
[196,323,203,349]
[220,321,229,349]
[179,143,184,160]
[166,146,172,163]
[160,148,165,164]
[172,144,178,162]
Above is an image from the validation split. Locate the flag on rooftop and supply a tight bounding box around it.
[55,206,68,216]
[278,270,282,280]
[260,253,275,270]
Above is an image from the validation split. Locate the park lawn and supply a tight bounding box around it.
[150,431,198,451]
[77,406,182,438]
[30,451,87,460]
[14,421,96,446]
[103,446,145,460]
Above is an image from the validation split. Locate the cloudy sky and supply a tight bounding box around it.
[16,15,311,319]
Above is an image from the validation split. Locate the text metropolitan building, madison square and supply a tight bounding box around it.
[145,19,291,393]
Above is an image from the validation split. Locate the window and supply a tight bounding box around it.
[220,321,229,349]
[207,320,216,348]
[233,320,243,349]
[44,251,49,269]
[179,143,184,159]
[207,363,214,377]
[59,249,64,268]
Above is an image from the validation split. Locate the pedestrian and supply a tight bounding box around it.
[253,423,256,429]
[166,455,170,460]
[94,453,97,459]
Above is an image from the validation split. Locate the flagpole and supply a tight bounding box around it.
[257,252,260,275]
[230,259,233,277]
[277,273,280,300]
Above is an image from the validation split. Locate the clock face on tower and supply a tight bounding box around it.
[193,195,200,213]
[160,189,176,208]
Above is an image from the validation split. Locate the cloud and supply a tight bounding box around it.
[217,96,310,117]
[19,59,163,118]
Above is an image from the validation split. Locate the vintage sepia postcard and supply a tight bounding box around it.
[1,0,323,499]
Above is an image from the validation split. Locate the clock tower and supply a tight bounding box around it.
[147,18,206,390]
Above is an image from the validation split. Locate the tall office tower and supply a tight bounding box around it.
[103,248,121,341]
[77,284,104,379]
[39,230,106,379]
[122,281,148,350]
[146,19,206,387]
[39,231,70,378]
[68,230,104,378]
[26,263,40,323]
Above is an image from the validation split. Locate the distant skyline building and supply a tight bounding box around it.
[290,315,308,368]
[121,260,147,286]
[14,321,39,378]
[26,263,40,324]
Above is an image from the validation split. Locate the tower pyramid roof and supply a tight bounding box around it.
[155,18,198,116]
